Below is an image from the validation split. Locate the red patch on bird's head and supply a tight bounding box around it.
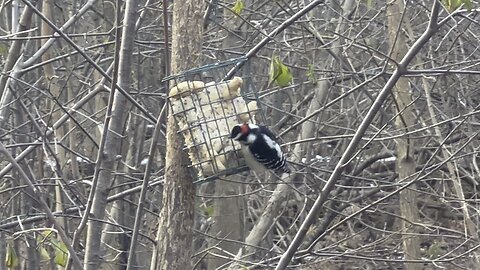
[240,124,250,135]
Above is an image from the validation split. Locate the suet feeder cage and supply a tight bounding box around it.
[165,57,260,183]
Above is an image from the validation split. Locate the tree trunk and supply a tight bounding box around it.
[14,101,39,270]
[387,1,421,269]
[100,112,139,270]
[150,0,203,269]
[0,0,38,127]
[41,0,68,235]
[84,0,138,268]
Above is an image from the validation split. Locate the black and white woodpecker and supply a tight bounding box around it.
[230,123,290,174]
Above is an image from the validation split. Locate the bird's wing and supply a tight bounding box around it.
[258,125,278,141]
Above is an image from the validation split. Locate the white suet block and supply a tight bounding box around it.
[169,76,257,178]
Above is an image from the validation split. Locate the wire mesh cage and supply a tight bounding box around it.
[164,57,259,183]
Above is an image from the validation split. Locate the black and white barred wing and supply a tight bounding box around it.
[250,134,290,173]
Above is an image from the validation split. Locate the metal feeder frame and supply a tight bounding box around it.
[164,57,261,183]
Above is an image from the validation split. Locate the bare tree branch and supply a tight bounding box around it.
[276,2,443,268]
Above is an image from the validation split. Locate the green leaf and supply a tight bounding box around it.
[204,205,214,217]
[199,205,214,217]
[0,43,8,56]
[269,56,279,86]
[306,64,317,85]
[231,0,245,15]
[38,246,50,260]
[41,229,54,240]
[51,238,69,267]
[427,242,442,259]
[5,242,19,268]
[366,0,373,8]
[443,0,472,11]
[269,55,293,87]
[463,0,473,10]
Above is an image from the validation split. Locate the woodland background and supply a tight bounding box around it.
[0,0,479,269]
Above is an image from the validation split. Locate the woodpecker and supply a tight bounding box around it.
[230,123,290,174]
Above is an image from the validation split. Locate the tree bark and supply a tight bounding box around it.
[0,0,38,127]
[150,0,203,269]
[387,1,421,269]
[100,113,139,270]
[14,99,39,270]
[41,0,68,234]
[84,0,138,268]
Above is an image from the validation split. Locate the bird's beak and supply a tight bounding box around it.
[231,133,241,141]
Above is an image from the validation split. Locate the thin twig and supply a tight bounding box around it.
[21,0,157,123]
[0,142,84,270]
[125,104,167,269]
[275,2,442,269]
[0,179,164,230]
[224,0,326,80]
